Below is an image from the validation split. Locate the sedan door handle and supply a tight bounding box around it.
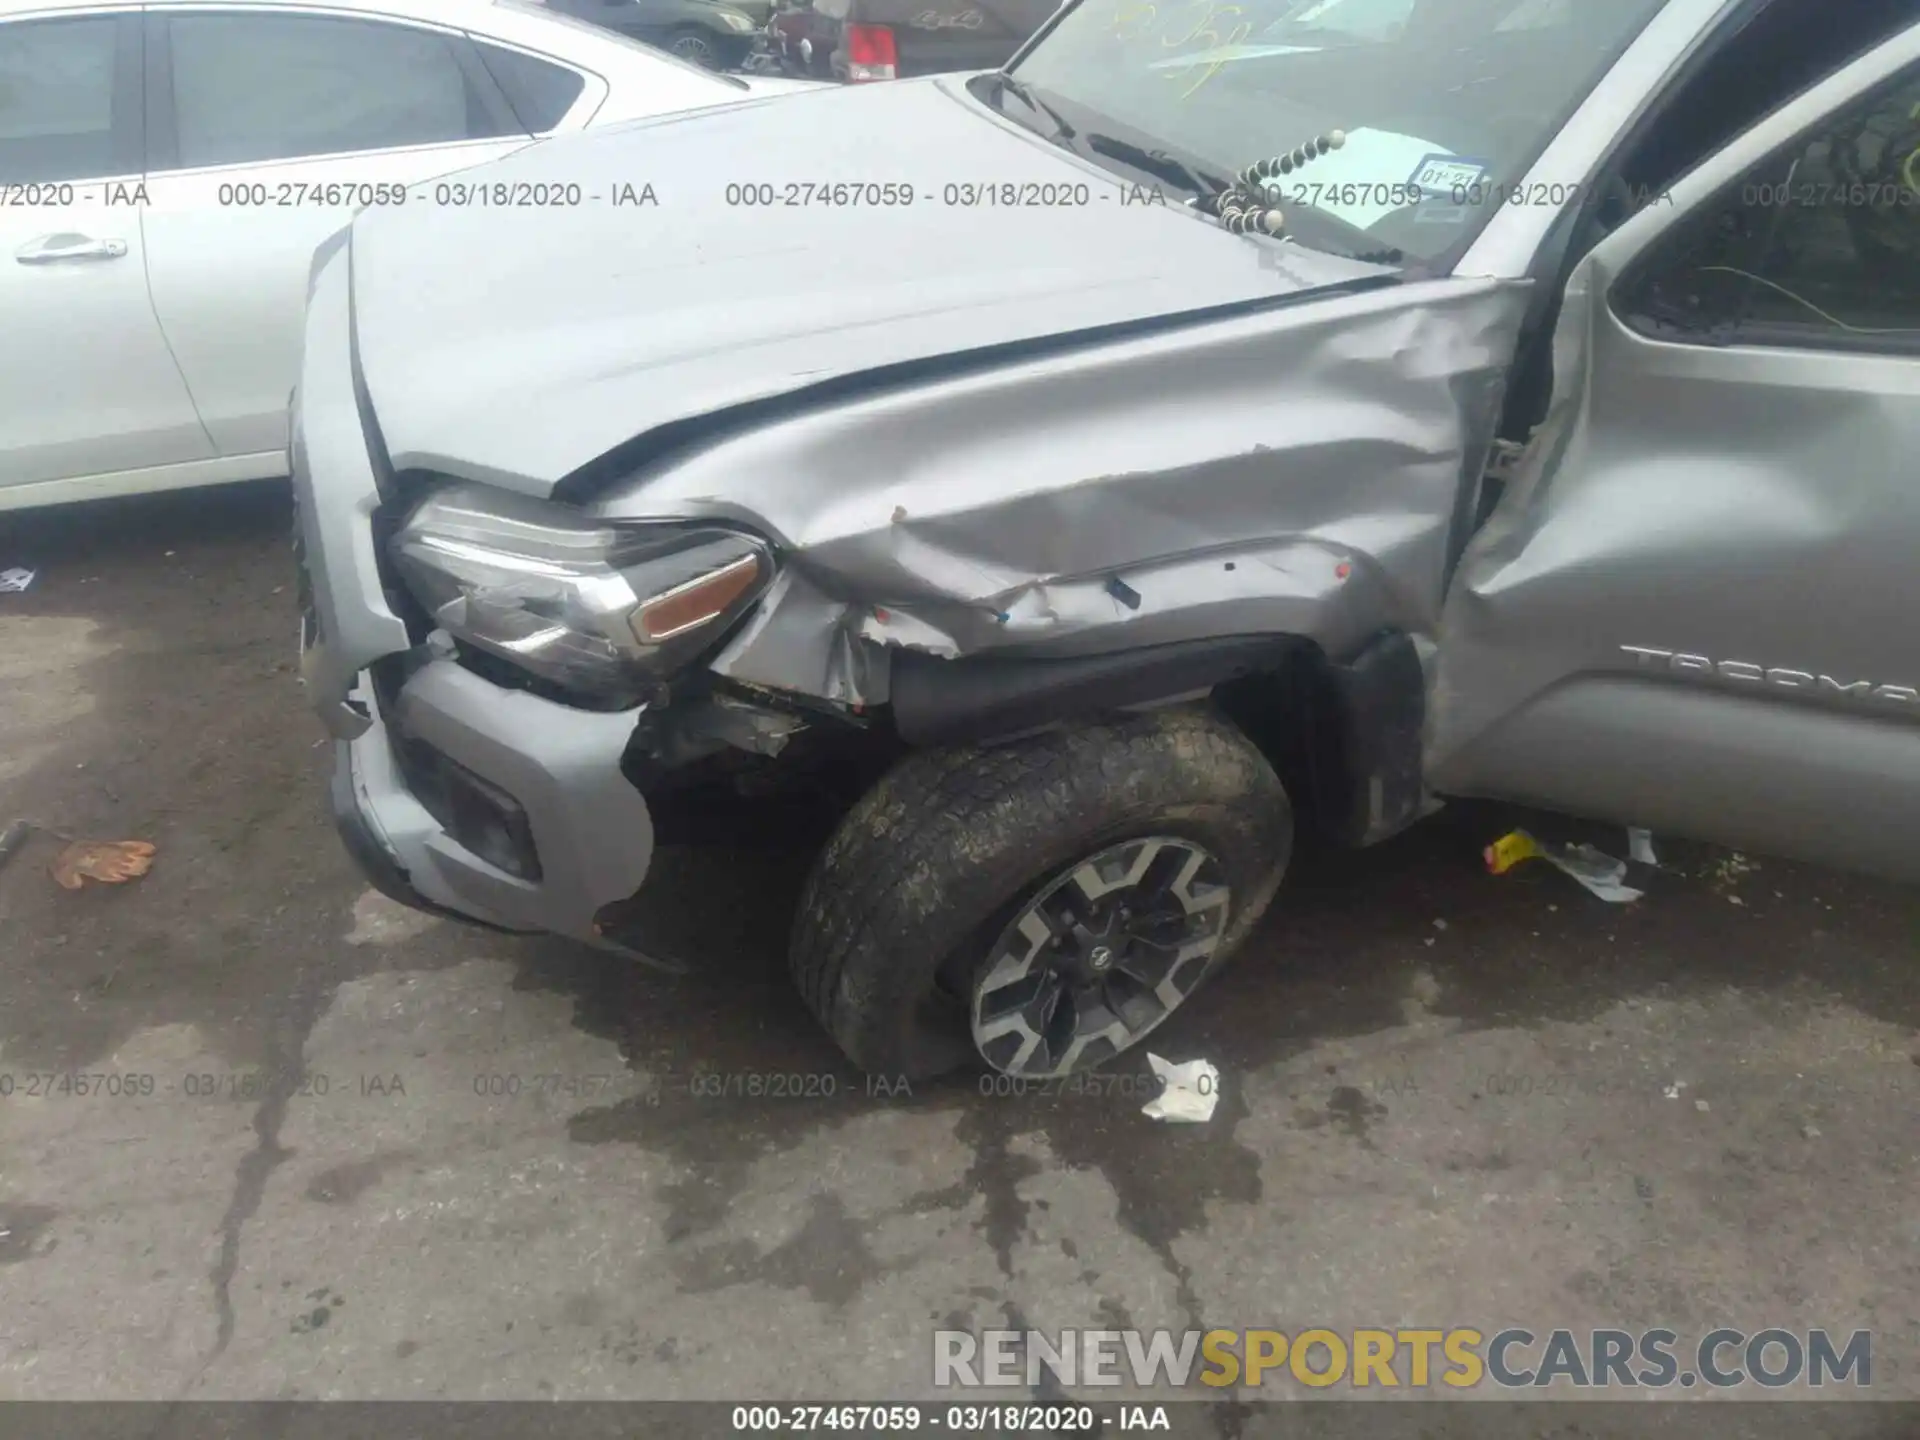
[15,233,129,264]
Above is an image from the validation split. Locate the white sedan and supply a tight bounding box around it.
[0,0,815,510]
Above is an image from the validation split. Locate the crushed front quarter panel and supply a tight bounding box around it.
[597,275,1531,705]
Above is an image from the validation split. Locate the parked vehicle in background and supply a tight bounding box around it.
[539,0,767,70]
[0,0,810,513]
[768,0,1056,81]
[765,0,836,78]
[296,0,1920,1082]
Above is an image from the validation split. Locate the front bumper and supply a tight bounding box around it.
[296,241,654,942]
[328,662,655,940]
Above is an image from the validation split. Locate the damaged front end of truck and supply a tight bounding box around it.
[593,267,1530,856]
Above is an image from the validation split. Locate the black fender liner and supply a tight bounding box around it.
[1324,628,1428,847]
[888,635,1306,749]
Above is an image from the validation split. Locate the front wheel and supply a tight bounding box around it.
[789,707,1293,1080]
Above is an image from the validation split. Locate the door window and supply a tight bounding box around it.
[474,43,588,133]
[1618,64,1920,353]
[165,13,505,170]
[0,15,124,182]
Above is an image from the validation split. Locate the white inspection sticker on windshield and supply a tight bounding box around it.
[1408,153,1488,198]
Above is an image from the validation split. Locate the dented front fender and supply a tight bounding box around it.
[596,274,1531,708]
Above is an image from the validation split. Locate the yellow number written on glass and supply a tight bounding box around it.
[1109,0,1157,40]
[1168,14,1250,97]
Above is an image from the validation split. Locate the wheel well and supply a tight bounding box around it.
[883,627,1419,848]
[1211,643,1350,843]
[628,629,1423,852]
[1217,629,1428,848]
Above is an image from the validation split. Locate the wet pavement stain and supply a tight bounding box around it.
[906,1105,1043,1277]
[207,979,334,1361]
[289,1306,331,1335]
[305,1149,417,1205]
[1441,1148,1512,1173]
[0,1203,59,1265]
[674,1192,889,1309]
[1325,1085,1388,1144]
[289,1290,341,1335]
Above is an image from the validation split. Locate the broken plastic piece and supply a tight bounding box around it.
[1106,575,1142,611]
[1552,843,1644,903]
[50,839,157,890]
[1484,829,1643,903]
[1483,830,1544,875]
[0,567,35,593]
[1141,1053,1220,1123]
[1628,827,1658,866]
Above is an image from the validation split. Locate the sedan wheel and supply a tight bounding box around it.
[668,29,722,67]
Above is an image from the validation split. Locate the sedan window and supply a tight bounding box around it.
[0,15,121,182]
[474,42,588,132]
[166,13,503,170]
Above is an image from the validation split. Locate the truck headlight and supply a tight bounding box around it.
[390,483,773,702]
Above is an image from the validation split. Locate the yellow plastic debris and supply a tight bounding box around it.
[1483,829,1545,875]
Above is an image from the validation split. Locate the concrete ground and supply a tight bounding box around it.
[0,485,1915,1416]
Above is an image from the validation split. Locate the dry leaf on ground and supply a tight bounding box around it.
[50,839,157,890]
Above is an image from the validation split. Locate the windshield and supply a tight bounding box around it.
[1004,0,1669,261]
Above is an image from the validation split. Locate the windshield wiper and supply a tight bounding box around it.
[991,93,1404,267]
[989,74,1078,147]
[1081,131,1231,202]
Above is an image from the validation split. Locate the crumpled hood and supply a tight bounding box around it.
[347,75,1386,495]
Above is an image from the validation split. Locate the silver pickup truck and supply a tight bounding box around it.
[294,0,1920,1082]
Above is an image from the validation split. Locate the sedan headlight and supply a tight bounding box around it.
[721,10,756,30]
[390,483,774,702]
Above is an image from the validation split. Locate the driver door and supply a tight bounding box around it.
[1428,20,1920,881]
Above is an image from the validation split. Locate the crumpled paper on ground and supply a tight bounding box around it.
[1141,1053,1220,1123]
[0,568,35,593]
[1484,830,1642,903]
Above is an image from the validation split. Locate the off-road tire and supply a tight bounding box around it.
[789,706,1293,1079]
